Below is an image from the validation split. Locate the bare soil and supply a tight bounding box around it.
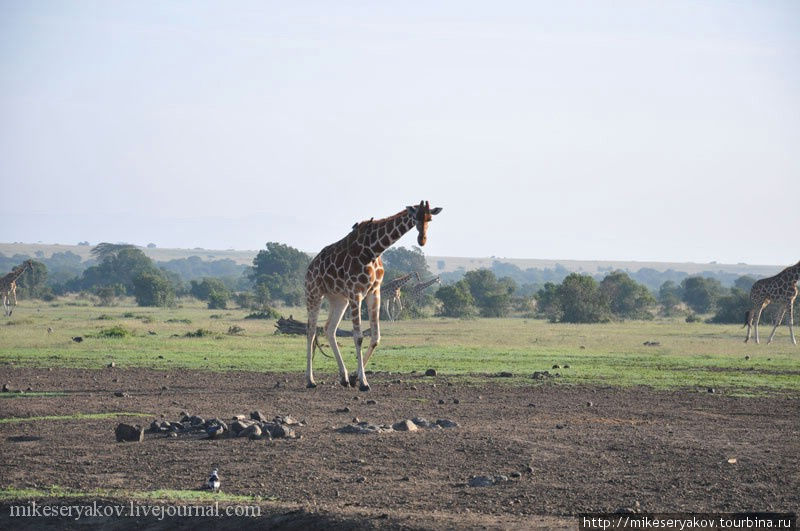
[1,367,798,529]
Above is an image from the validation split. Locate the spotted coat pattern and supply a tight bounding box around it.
[744,260,799,345]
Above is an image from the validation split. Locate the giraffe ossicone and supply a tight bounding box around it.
[304,201,442,391]
[744,260,799,345]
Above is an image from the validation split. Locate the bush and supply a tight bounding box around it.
[245,308,281,320]
[556,274,610,323]
[708,289,751,324]
[96,325,131,338]
[184,328,218,338]
[435,281,477,318]
[207,290,228,310]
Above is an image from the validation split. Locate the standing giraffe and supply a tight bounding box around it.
[380,271,420,321]
[304,201,442,391]
[1,260,33,317]
[406,275,442,303]
[744,260,799,345]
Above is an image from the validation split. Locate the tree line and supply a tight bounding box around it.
[1,242,772,325]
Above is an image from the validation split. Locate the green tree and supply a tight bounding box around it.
[708,288,751,324]
[535,282,562,322]
[382,247,431,279]
[556,273,610,323]
[15,260,49,299]
[462,269,514,317]
[190,278,229,301]
[658,280,683,315]
[680,276,724,314]
[599,271,655,320]
[80,247,159,294]
[132,272,175,307]
[435,281,476,317]
[250,242,310,306]
[734,275,757,293]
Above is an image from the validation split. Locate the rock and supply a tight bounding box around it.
[409,385,418,391]
[525,465,534,473]
[556,424,565,429]
[468,476,495,487]
[250,411,268,422]
[107,361,114,367]
[113,391,127,397]
[392,420,419,432]
[239,424,262,439]
[149,420,161,433]
[275,415,301,425]
[337,423,392,435]
[510,471,522,479]
[206,424,225,439]
[438,399,445,404]
[365,399,377,405]
[335,407,351,413]
[115,423,144,443]
[232,414,247,421]
[189,416,205,426]
[2,384,11,393]
[73,337,84,343]
[425,369,437,377]
[563,364,570,369]
[25,386,33,392]
[587,401,594,407]
[230,420,253,435]
[495,371,513,378]
[494,475,509,483]
[263,422,295,439]
[707,388,715,394]
[168,431,177,438]
[552,364,561,369]
[411,417,433,428]
[745,355,750,360]
[436,419,458,428]
[531,371,552,380]
[453,398,460,404]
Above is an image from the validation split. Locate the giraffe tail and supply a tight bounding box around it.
[312,334,333,360]
[742,310,750,328]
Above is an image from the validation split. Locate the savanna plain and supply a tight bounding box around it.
[1,298,798,529]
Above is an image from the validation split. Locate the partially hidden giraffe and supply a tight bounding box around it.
[380,271,420,322]
[304,201,442,391]
[744,260,800,345]
[405,275,442,303]
[1,260,33,317]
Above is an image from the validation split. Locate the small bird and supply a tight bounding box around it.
[47,327,53,334]
[207,469,220,492]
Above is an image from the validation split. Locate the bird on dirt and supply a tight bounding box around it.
[207,469,220,492]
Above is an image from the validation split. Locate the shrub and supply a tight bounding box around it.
[245,308,281,320]
[96,325,131,338]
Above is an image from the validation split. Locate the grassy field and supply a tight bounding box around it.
[1,296,798,395]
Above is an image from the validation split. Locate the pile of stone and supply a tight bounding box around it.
[336,417,458,435]
[145,411,304,441]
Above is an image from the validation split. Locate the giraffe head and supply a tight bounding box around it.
[406,200,442,246]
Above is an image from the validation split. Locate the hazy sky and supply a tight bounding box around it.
[1,1,798,264]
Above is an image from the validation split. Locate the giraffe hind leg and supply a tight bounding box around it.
[305,293,322,388]
[766,307,787,344]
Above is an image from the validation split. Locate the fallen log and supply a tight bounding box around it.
[274,316,371,338]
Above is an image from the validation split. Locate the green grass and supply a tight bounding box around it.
[0,412,151,424]
[0,486,266,503]
[1,297,798,394]
[0,391,67,399]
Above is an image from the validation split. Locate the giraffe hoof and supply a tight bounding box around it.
[306,382,317,389]
[359,383,371,392]
[349,373,358,387]
[339,377,350,388]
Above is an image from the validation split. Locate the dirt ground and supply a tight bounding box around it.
[1,367,798,530]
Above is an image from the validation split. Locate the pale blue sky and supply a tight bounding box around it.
[1,1,798,264]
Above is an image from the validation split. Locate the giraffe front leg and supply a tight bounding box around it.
[789,301,797,345]
[363,290,381,368]
[349,298,370,392]
[754,305,766,344]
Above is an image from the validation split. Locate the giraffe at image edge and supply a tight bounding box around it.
[744,260,800,345]
[1,260,33,317]
[304,201,442,391]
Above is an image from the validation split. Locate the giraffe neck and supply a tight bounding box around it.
[1,265,28,287]
[413,276,440,293]
[354,210,416,261]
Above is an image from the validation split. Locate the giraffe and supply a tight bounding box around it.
[380,271,420,321]
[304,201,442,391]
[405,275,442,303]
[744,260,800,345]
[1,260,33,317]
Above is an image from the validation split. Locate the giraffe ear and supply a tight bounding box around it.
[430,207,442,215]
